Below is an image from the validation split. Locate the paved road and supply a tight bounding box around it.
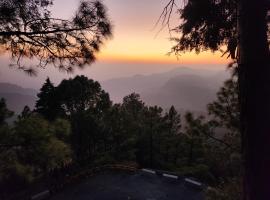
[50,171,203,200]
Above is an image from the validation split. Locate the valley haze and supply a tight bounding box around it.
[0,67,229,114]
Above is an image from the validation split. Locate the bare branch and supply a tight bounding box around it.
[154,0,177,37]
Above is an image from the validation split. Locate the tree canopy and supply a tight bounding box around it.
[161,0,269,59]
[0,98,13,125]
[0,75,243,198]
[160,1,269,198]
[56,75,111,116]
[0,0,112,73]
[35,77,62,120]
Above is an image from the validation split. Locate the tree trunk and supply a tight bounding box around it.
[238,0,270,199]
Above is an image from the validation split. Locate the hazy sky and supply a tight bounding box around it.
[50,0,228,64]
[0,0,229,89]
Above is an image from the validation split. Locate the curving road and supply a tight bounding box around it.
[50,171,203,200]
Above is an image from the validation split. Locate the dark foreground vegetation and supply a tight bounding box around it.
[0,73,241,199]
[0,0,268,199]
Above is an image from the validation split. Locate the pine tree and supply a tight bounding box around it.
[0,0,112,73]
[35,78,62,121]
[164,106,181,135]
[0,98,13,125]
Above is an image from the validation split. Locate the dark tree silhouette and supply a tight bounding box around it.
[160,0,269,198]
[18,106,32,120]
[54,75,111,163]
[0,0,112,73]
[164,106,181,135]
[35,77,62,120]
[208,77,240,135]
[57,75,111,115]
[0,98,13,125]
[207,77,241,157]
[160,0,269,58]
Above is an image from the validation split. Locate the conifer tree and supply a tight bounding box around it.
[0,0,112,73]
[35,78,62,120]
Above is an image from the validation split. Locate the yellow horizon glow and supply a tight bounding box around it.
[48,0,231,67]
[97,48,231,65]
[96,28,231,66]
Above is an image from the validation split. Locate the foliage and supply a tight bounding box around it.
[13,114,72,173]
[206,178,242,200]
[0,98,14,125]
[55,75,111,163]
[164,106,181,135]
[173,0,237,57]
[159,1,245,196]
[57,75,111,116]
[207,76,240,156]
[183,112,208,166]
[0,107,72,192]
[166,0,269,58]
[35,78,63,120]
[51,118,71,142]
[1,75,241,196]
[208,77,239,134]
[35,76,112,164]
[205,76,241,197]
[0,0,112,73]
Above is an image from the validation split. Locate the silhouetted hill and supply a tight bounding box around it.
[101,67,229,112]
[0,83,37,96]
[142,75,216,111]
[0,83,37,113]
[0,67,229,113]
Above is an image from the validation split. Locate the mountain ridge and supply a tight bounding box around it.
[0,83,38,113]
[0,67,230,113]
[101,67,229,111]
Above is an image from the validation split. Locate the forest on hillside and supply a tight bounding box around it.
[0,74,241,199]
[0,0,268,199]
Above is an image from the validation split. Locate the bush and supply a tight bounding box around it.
[206,178,242,200]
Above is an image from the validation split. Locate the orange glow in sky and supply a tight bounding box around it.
[51,0,230,66]
[98,49,229,65]
[0,0,231,90]
[96,28,229,65]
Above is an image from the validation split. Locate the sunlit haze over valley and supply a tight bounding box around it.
[0,0,230,89]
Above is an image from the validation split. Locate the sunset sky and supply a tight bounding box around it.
[88,0,228,64]
[0,0,229,88]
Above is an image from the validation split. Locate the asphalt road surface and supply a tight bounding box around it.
[50,171,203,200]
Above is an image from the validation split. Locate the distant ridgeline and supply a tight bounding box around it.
[0,82,37,113]
[101,67,229,112]
[0,68,229,114]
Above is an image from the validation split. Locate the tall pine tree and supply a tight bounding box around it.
[35,78,62,121]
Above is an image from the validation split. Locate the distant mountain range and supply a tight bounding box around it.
[0,67,230,114]
[0,83,37,113]
[101,67,230,112]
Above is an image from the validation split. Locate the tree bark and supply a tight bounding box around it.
[238,0,270,199]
